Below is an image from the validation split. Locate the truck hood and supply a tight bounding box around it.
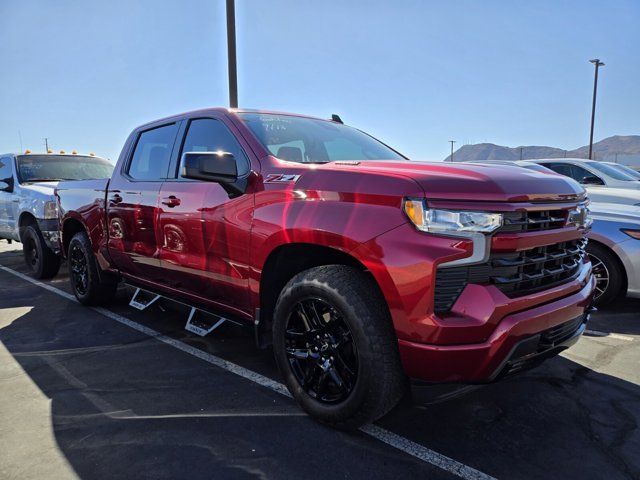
[20,181,59,196]
[339,161,585,202]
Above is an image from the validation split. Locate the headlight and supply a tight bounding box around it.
[403,198,503,234]
[43,201,58,219]
[622,229,640,240]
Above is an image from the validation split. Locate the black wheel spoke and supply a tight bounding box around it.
[284,297,358,404]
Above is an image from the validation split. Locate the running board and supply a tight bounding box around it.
[129,288,161,310]
[125,283,239,338]
[185,307,228,337]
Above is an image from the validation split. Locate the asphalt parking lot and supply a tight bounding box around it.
[1,241,639,480]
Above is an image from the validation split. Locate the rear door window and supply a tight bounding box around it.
[128,124,179,181]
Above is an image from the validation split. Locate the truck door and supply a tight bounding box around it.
[157,117,253,313]
[0,156,17,238]
[106,122,180,284]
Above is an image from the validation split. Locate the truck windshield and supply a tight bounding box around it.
[17,155,114,182]
[238,113,405,163]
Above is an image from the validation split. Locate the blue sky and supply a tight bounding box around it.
[0,0,638,162]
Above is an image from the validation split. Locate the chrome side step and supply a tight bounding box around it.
[129,288,161,310]
[126,284,234,338]
[184,307,228,337]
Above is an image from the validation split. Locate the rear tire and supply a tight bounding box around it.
[22,225,61,279]
[68,231,117,306]
[586,242,624,307]
[273,265,406,429]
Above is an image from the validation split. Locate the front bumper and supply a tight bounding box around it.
[37,218,61,254]
[397,272,595,383]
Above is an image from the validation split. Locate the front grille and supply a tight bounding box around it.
[434,238,586,313]
[499,209,568,233]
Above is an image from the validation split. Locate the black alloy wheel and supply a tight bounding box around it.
[285,298,358,403]
[69,242,89,296]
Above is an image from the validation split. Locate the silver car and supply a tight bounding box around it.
[587,203,640,306]
[0,152,113,278]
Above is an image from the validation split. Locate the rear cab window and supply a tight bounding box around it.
[127,123,179,181]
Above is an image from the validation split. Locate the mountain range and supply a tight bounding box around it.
[444,135,640,162]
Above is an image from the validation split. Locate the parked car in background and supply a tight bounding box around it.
[603,161,640,180]
[587,203,640,306]
[56,108,595,428]
[465,160,640,207]
[0,151,113,278]
[529,158,640,189]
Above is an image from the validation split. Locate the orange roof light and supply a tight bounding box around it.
[72,150,78,154]
[24,149,31,154]
[59,150,65,154]
[89,152,95,156]
[47,149,53,154]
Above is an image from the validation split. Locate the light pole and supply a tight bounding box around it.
[226,0,238,108]
[449,140,456,162]
[588,59,605,160]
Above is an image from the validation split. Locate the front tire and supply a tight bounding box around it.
[68,231,117,305]
[22,225,61,279]
[586,242,624,307]
[273,265,406,429]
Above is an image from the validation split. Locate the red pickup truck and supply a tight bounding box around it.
[56,108,595,428]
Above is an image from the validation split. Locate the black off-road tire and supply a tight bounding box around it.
[586,242,624,307]
[22,225,61,279]
[68,231,117,306]
[273,265,406,429]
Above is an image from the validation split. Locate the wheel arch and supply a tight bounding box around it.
[258,243,389,332]
[587,238,628,295]
[17,212,38,241]
[61,216,88,257]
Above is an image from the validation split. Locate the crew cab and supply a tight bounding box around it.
[56,108,595,427]
[0,151,113,277]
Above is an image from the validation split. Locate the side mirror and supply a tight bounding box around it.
[0,177,13,192]
[181,151,247,197]
[580,175,604,186]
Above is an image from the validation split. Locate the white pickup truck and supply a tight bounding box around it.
[0,152,113,278]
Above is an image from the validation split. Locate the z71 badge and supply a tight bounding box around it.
[264,173,301,183]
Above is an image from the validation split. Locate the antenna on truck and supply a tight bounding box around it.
[331,114,343,124]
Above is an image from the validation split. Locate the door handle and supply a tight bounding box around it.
[161,196,181,207]
[110,193,123,204]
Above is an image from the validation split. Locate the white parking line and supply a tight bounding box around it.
[585,329,635,342]
[0,265,496,480]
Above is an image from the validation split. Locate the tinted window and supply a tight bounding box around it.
[16,155,113,182]
[545,164,573,177]
[128,124,179,181]
[180,118,249,175]
[0,157,12,181]
[239,113,405,163]
[570,165,596,182]
[545,163,597,183]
